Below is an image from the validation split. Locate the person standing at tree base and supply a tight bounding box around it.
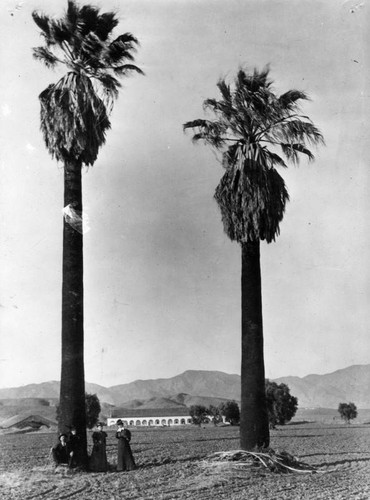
[67,425,81,468]
[89,422,108,472]
[116,420,136,472]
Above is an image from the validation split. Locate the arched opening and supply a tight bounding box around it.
[174,419,179,424]
[123,420,128,426]
[168,419,173,426]
[136,420,141,426]
[142,420,147,426]
[129,420,134,426]
[180,418,186,424]
[161,419,166,426]
[155,419,160,425]
[148,420,153,426]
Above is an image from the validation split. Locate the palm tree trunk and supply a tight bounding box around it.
[59,160,87,466]
[240,240,270,450]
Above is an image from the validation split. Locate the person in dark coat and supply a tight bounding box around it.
[116,420,136,471]
[67,426,81,468]
[52,434,71,467]
[89,422,108,472]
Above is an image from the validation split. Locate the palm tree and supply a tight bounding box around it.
[32,1,142,465]
[184,67,323,450]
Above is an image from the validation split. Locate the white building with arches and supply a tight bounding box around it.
[107,407,193,427]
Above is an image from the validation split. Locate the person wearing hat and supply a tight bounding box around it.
[89,422,108,472]
[51,433,72,467]
[116,420,136,472]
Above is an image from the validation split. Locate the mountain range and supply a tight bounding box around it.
[1,364,369,409]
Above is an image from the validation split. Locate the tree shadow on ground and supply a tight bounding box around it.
[301,451,370,458]
[313,457,370,468]
[286,421,314,426]
[138,455,206,469]
[272,434,322,438]
[308,425,368,430]
[192,437,239,443]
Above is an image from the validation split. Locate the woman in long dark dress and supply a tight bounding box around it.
[116,419,136,471]
[89,422,108,472]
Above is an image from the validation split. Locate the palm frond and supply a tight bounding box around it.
[278,90,308,110]
[236,65,272,95]
[183,119,227,147]
[80,31,105,59]
[95,12,119,41]
[222,143,241,170]
[107,33,139,64]
[95,73,121,99]
[282,119,316,142]
[217,79,232,104]
[203,98,221,111]
[32,46,59,68]
[112,64,144,76]
[32,11,52,40]
[78,4,100,37]
[50,20,71,45]
[253,65,271,86]
[111,32,140,46]
[190,132,225,148]
[272,119,324,148]
[66,1,79,27]
[263,150,288,169]
[183,119,210,131]
[203,98,236,124]
[280,143,315,163]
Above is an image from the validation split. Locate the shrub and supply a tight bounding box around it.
[338,402,357,423]
[266,380,298,428]
[208,405,223,425]
[189,405,209,426]
[219,400,240,425]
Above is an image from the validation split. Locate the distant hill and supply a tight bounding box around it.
[0,382,116,405]
[115,393,230,411]
[1,365,370,410]
[0,370,240,407]
[108,370,240,405]
[275,364,370,408]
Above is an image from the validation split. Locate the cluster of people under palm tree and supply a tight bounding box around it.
[52,420,136,472]
[51,426,81,468]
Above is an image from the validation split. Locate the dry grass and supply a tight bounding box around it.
[1,422,370,499]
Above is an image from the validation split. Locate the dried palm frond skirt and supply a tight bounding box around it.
[201,449,328,474]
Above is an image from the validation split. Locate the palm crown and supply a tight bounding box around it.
[184,67,324,243]
[32,0,143,166]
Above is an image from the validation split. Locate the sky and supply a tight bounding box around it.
[0,0,369,389]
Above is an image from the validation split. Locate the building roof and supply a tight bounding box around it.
[111,407,190,418]
[0,413,57,429]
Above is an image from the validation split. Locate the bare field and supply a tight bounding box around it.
[1,423,370,499]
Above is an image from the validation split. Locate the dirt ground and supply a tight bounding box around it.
[1,423,370,499]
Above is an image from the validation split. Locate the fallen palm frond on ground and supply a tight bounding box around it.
[203,449,328,474]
